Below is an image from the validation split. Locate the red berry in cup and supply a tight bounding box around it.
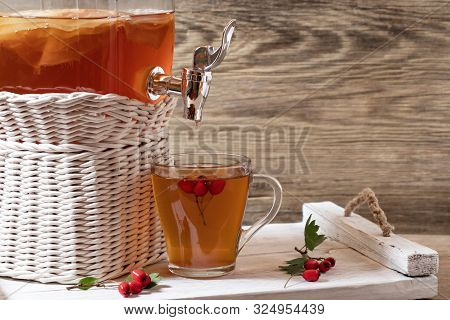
[325,257,336,267]
[141,275,152,289]
[118,282,131,297]
[129,281,143,294]
[131,269,147,283]
[304,259,319,270]
[302,269,320,282]
[193,180,208,196]
[319,260,332,273]
[178,179,195,193]
[208,179,226,195]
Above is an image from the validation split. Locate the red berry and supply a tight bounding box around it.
[129,281,143,294]
[302,269,320,282]
[304,259,319,270]
[319,260,332,273]
[178,179,195,193]
[208,179,226,195]
[118,282,131,297]
[325,257,336,267]
[131,269,147,283]
[193,180,208,196]
[141,275,152,288]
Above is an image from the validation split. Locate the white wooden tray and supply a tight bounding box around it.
[0,222,438,300]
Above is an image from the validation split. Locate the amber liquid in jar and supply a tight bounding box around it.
[0,9,175,102]
[152,173,250,268]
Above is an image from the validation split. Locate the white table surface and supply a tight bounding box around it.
[0,223,438,300]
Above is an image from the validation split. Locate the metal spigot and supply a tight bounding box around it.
[147,20,236,123]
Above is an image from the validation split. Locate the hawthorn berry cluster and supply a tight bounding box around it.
[177,177,226,225]
[118,269,156,298]
[178,178,226,196]
[302,257,336,282]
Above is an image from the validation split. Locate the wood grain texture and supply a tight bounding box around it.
[170,0,450,234]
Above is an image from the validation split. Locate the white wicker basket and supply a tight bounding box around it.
[0,91,176,284]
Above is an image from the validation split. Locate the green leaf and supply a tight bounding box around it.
[279,257,307,276]
[279,216,327,277]
[78,277,98,290]
[304,215,326,251]
[123,274,132,282]
[141,273,162,290]
[145,282,158,290]
[285,257,305,265]
[149,272,162,284]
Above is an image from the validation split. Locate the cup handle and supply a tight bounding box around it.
[238,174,283,253]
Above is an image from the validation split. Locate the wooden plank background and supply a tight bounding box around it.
[170,0,450,234]
[2,0,447,234]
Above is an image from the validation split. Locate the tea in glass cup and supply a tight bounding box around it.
[151,153,282,278]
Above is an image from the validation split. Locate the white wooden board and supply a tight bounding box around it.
[0,223,438,300]
[303,202,439,276]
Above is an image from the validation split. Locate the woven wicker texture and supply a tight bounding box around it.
[0,92,176,284]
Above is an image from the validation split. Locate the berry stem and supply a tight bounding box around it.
[195,196,207,226]
[66,282,113,290]
[201,193,214,212]
[66,285,79,290]
[284,275,294,288]
[294,246,307,255]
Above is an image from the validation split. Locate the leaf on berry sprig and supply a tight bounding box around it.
[67,270,163,294]
[121,271,161,290]
[279,215,327,278]
[279,256,307,276]
[149,273,162,284]
[304,215,326,251]
[144,273,162,290]
[77,277,99,290]
[123,274,133,282]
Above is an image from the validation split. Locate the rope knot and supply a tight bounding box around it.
[344,188,394,237]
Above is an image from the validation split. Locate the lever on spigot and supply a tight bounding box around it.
[147,20,236,123]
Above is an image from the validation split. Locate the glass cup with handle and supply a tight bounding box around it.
[151,153,283,278]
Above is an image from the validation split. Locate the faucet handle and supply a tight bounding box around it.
[147,20,236,123]
[193,20,236,72]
